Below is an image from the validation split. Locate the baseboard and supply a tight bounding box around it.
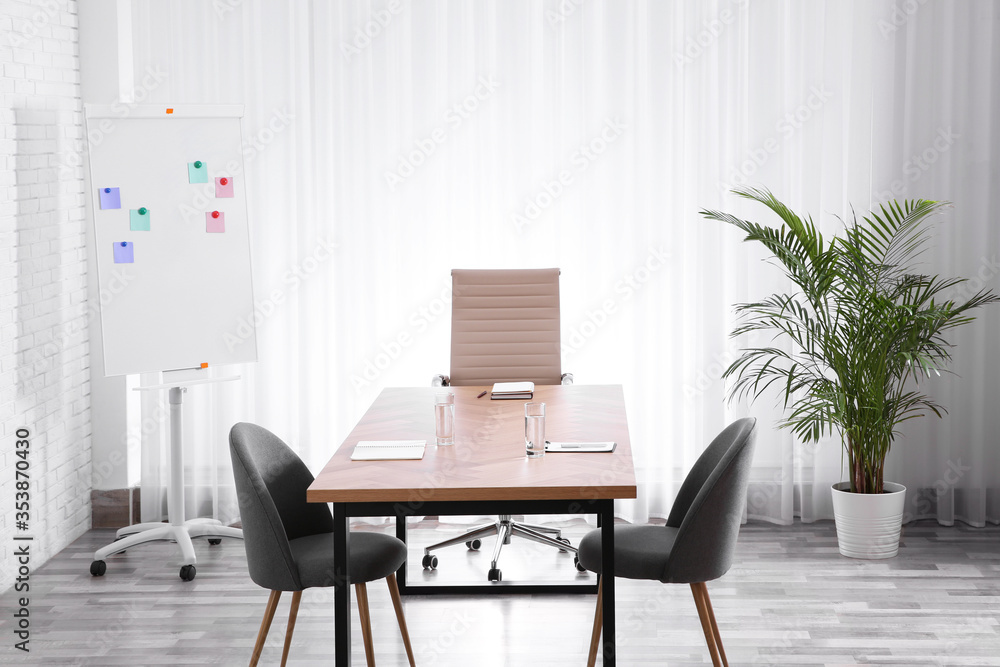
[91,487,140,528]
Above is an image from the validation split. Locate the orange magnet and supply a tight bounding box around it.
[166,108,174,114]
[200,362,208,369]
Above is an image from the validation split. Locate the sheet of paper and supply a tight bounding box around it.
[206,210,225,233]
[188,160,208,183]
[113,241,134,263]
[130,208,150,231]
[99,187,121,209]
[215,176,234,198]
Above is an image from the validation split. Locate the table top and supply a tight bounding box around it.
[308,384,637,503]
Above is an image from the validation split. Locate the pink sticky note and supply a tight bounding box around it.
[215,176,234,198]
[206,210,225,233]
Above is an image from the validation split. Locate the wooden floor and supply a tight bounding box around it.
[1,519,999,666]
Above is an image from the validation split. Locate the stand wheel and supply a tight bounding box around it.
[557,537,572,553]
[179,564,197,581]
[466,539,482,551]
[90,560,107,576]
[574,555,588,572]
[421,554,438,570]
[487,567,502,582]
[208,539,222,545]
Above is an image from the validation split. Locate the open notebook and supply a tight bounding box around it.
[350,440,426,461]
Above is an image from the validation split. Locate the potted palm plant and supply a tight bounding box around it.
[702,187,998,558]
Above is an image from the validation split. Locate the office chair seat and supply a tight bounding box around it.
[289,532,407,588]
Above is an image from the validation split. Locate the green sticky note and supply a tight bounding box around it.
[130,207,150,231]
[188,161,208,183]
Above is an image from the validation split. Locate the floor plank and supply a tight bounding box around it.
[1,519,998,665]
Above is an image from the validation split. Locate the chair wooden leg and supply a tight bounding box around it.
[699,583,729,667]
[355,583,376,667]
[587,576,604,667]
[386,573,416,667]
[250,590,281,667]
[690,583,723,667]
[280,591,302,667]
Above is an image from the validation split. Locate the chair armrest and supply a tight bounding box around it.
[431,374,450,387]
[560,373,574,386]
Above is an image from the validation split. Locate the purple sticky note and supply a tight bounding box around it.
[206,211,225,233]
[215,176,234,198]
[113,241,134,263]
[99,187,121,209]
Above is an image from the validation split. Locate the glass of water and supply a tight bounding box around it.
[525,402,546,458]
[434,392,455,445]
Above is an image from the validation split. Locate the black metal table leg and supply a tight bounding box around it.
[333,502,351,666]
[600,499,616,665]
[396,512,407,590]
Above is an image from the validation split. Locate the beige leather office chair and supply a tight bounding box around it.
[426,268,576,582]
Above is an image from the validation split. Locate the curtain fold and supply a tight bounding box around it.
[130,0,1000,528]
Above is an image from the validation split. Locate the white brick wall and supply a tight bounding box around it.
[1,0,91,593]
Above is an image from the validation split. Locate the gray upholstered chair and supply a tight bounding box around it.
[229,422,415,667]
[577,418,757,667]
[426,268,576,582]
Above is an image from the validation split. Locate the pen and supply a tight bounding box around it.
[477,390,488,398]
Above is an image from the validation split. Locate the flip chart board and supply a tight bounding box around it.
[86,105,257,376]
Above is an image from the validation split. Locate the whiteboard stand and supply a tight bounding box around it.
[90,375,243,582]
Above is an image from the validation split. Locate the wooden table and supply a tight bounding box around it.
[308,384,637,666]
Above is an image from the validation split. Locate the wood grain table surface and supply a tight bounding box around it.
[308,384,637,504]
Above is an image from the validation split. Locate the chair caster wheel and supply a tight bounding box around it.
[487,567,502,582]
[208,538,222,545]
[574,555,587,572]
[557,537,572,553]
[422,554,438,570]
[90,560,107,576]
[179,564,197,581]
[466,539,482,551]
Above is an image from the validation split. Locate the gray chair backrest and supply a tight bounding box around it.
[229,422,335,591]
[449,268,562,386]
[662,418,757,584]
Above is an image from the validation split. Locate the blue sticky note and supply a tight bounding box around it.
[130,208,150,231]
[188,161,208,183]
[113,241,134,263]
[99,187,121,209]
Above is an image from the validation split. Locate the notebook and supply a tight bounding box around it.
[350,440,426,461]
[544,441,617,453]
[490,381,535,400]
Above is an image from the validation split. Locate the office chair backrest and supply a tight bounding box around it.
[449,268,562,386]
[662,418,757,584]
[229,422,335,591]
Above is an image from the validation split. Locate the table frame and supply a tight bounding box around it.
[332,498,617,665]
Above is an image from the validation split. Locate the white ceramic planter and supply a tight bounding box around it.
[830,481,906,559]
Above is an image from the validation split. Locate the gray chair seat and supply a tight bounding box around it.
[577,524,677,581]
[290,531,407,588]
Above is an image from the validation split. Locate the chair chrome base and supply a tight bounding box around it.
[423,514,577,581]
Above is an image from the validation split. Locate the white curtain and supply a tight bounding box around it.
[129,0,1000,528]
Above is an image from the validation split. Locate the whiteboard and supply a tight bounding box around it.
[86,105,257,376]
